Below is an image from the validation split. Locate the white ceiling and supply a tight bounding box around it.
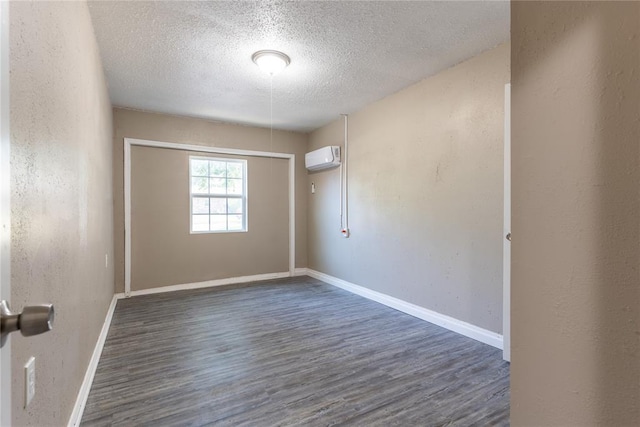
[88,1,509,133]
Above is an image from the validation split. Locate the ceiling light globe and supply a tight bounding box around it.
[252,50,290,76]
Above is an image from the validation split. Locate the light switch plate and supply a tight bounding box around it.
[25,356,35,408]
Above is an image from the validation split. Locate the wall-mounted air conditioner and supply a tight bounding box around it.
[305,146,341,171]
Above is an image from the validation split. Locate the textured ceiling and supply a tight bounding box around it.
[88,1,509,132]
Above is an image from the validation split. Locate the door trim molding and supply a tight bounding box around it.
[503,83,511,361]
[123,137,296,297]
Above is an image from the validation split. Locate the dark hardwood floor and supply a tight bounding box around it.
[81,276,510,426]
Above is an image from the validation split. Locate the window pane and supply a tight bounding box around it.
[210,161,227,177]
[192,215,209,232]
[210,198,226,214]
[191,159,209,177]
[228,215,244,231]
[227,178,243,195]
[227,163,242,178]
[228,198,242,214]
[210,178,226,195]
[189,157,246,233]
[191,177,209,194]
[210,215,227,231]
[192,197,209,214]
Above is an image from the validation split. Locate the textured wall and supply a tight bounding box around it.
[511,2,640,425]
[9,1,114,425]
[113,108,308,293]
[307,43,509,334]
[130,147,288,291]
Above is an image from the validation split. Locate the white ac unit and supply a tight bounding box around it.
[305,146,341,171]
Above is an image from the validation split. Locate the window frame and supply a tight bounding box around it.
[189,155,248,234]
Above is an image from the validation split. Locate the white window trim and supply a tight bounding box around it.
[124,138,295,297]
[189,156,248,234]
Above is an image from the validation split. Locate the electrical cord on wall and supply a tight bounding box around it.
[341,114,350,238]
[269,75,274,176]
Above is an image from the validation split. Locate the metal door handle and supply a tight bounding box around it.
[0,300,54,346]
[506,232,511,241]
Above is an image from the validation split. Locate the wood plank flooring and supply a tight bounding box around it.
[81,276,510,426]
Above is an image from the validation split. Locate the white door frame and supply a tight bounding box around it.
[503,83,511,362]
[123,138,296,297]
[0,0,12,423]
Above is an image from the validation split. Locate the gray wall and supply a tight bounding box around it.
[131,146,288,290]
[511,2,640,425]
[113,108,308,293]
[9,1,114,425]
[307,43,509,333]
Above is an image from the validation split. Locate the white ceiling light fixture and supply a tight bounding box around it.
[251,50,291,76]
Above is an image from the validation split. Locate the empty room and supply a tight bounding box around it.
[1,1,639,426]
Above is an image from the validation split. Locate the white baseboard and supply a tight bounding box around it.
[67,295,118,427]
[306,269,503,350]
[119,271,297,298]
[68,268,499,427]
[293,267,308,276]
[69,270,308,425]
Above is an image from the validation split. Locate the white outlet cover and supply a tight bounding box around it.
[24,356,35,407]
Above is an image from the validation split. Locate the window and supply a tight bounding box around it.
[190,156,247,233]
